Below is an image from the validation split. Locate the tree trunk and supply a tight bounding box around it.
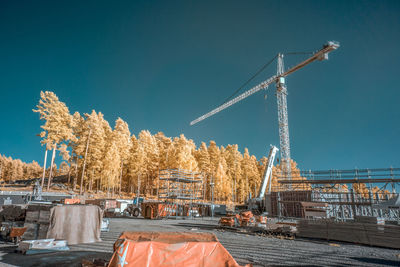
[47,146,56,191]
[73,160,78,191]
[234,177,236,203]
[119,161,123,195]
[67,163,72,186]
[89,169,94,192]
[41,149,48,188]
[80,129,91,195]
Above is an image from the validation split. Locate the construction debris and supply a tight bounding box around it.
[23,204,52,240]
[81,258,109,267]
[17,239,69,254]
[0,205,26,222]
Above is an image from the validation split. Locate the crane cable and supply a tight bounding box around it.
[219,54,278,106]
[285,51,314,55]
[219,51,314,106]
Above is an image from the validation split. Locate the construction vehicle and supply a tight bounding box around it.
[124,176,144,217]
[219,210,267,228]
[124,197,144,217]
[219,145,278,228]
[235,145,278,214]
[246,145,279,214]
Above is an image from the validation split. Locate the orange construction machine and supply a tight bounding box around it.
[219,211,267,228]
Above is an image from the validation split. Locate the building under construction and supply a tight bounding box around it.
[268,167,400,220]
[158,169,204,201]
[141,169,212,219]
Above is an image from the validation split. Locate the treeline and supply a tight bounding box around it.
[0,154,42,181]
[0,154,70,182]
[33,91,305,201]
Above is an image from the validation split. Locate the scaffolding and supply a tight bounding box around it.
[158,169,204,200]
[156,169,206,218]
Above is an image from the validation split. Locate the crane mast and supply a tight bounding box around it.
[191,41,339,185]
[276,54,292,185]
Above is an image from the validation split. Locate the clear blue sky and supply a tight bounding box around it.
[1,0,399,170]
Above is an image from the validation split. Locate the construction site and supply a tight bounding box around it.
[0,37,399,267]
[0,165,399,266]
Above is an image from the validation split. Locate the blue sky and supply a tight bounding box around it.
[1,0,399,170]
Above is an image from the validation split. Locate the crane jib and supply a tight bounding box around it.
[190,41,339,126]
[190,75,277,125]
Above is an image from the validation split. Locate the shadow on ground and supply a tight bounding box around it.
[0,245,112,267]
[172,222,219,230]
[350,257,400,266]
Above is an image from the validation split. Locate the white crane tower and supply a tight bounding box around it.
[190,41,340,183]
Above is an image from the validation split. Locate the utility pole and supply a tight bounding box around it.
[210,176,214,218]
[80,128,91,195]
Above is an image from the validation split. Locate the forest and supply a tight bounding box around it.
[2,91,307,202]
[3,91,385,202]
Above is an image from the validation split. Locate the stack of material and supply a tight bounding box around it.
[354,216,384,224]
[270,191,312,217]
[0,205,26,241]
[18,239,69,255]
[22,204,52,240]
[46,205,102,245]
[297,219,400,249]
[0,205,26,222]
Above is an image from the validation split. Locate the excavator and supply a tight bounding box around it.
[219,145,278,227]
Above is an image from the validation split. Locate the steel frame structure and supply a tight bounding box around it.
[273,167,400,221]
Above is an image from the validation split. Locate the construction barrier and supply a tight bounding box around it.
[109,231,251,267]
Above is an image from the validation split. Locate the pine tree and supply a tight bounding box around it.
[127,134,147,195]
[167,134,197,171]
[214,157,231,202]
[33,91,76,188]
[154,132,172,170]
[102,140,121,195]
[112,118,131,194]
[138,130,159,195]
[223,144,242,202]
[127,135,140,193]
[240,148,259,201]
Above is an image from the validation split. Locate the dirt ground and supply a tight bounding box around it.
[0,217,399,266]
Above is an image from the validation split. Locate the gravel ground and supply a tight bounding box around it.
[0,217,399,266]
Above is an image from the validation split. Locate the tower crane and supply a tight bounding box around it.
[190,41,339,184]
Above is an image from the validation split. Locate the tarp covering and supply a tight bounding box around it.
[46,205,102,245]
[109,231,250,267]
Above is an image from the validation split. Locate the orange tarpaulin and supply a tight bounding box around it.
[109,232,251,267]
